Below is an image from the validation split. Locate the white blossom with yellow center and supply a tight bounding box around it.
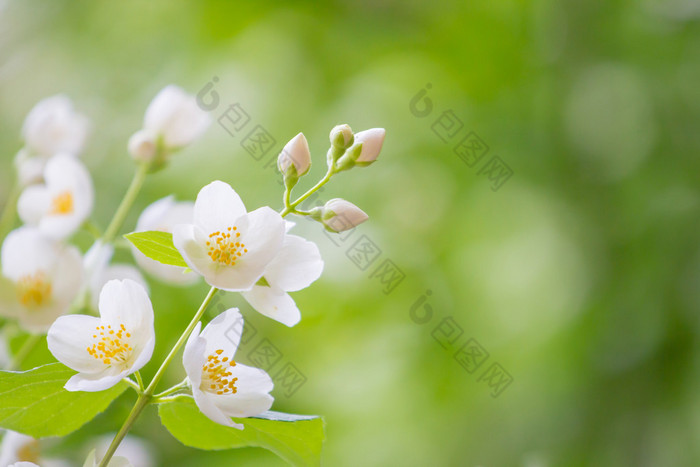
[183,308,274,429]
[17,154,94,240]
[0,227,83,332]
[47,279,155,392]
[173,181,286,291]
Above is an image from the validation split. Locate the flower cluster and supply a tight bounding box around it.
[0,84,385,466]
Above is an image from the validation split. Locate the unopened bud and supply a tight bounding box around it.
[278,133,311,177]
[353,128,385,164]
[320,198,368,232]
[329,124,354,150]
[128,129,158,163]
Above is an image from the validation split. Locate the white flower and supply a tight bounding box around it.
[173,181,285,291]
[0,431,70,467]
[131,196,198,285]
[278,133,311,176]
[140,85,211,151]
[353,128,385,163]
[22,94,89,157]
[0,227,83,332]
[47,279,155,392]
[183,308,274,429]
[319,198,368,232]
[242,232,323,326]
[17,154,94,240]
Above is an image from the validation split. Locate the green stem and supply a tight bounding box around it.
[0,182,21,241]
[102,162,150,243]
[98,393,150,467]
[153,379,189,399]
[7,334,40,371]
[280,167,334,217]
[122,377,141,394]
[134,371,145,392]
[98,286,219,467]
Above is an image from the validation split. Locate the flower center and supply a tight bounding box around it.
[17,438,40,463]
[87,324,133,366]
[16,272,52,308]
[201,349,238,395]
[49,190,74,215]
[206,227,248,266]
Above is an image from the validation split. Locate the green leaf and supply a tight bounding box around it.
[158,397,325,466]
[0,363,127,438]
[124,231,187,267]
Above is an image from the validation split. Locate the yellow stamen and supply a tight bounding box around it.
[49,190,74,215]
[201,349,238,396]
[87,323,133,367]
[16,272,52,308]
[207,226,246,266]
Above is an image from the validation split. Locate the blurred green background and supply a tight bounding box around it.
[1,0,700,465]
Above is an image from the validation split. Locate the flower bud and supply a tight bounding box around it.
[353,128,385,164]
[128,129,158,162]
[329,124,354,150]
[320,198,368,232]
[143,85,211,150]
[278,133,311,177]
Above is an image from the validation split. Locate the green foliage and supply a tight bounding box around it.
[0,363,127,438]
[158,397,325,466]
[124,231,188,267]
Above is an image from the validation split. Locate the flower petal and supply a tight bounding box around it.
[214,363,274,418]
[193,181,246,233]
[17,185,50,226]
[199,308,244,357]
[264,234,323,292]
[1,227,57,281]
[183,322,205,388]
[193,388,243,429]
[241,286,301,327]
[65,369,127,392]
[98,279,154,335]
[47,314,106,374]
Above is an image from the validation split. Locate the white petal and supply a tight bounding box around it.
[89,264,147,310]
[17,301,69,333]
[264,234,323,292]
[214,364,274,418]
[1,227,56,281]
[221,207,284,290]
[241,286,301,327]
[183,322,205,388]
[129,336,155,375]
[143,85,210,148]
[199,308,244,357]
[0,431,35,466]
[49,244,84,305]
[193,389,243,429]
[65,370,127,392]
[17,185,50,226]
[22,95,89,156]
[47,314,106,374]
[193,181,246,233]
[97,279,154,342]
[172,224,213,279]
